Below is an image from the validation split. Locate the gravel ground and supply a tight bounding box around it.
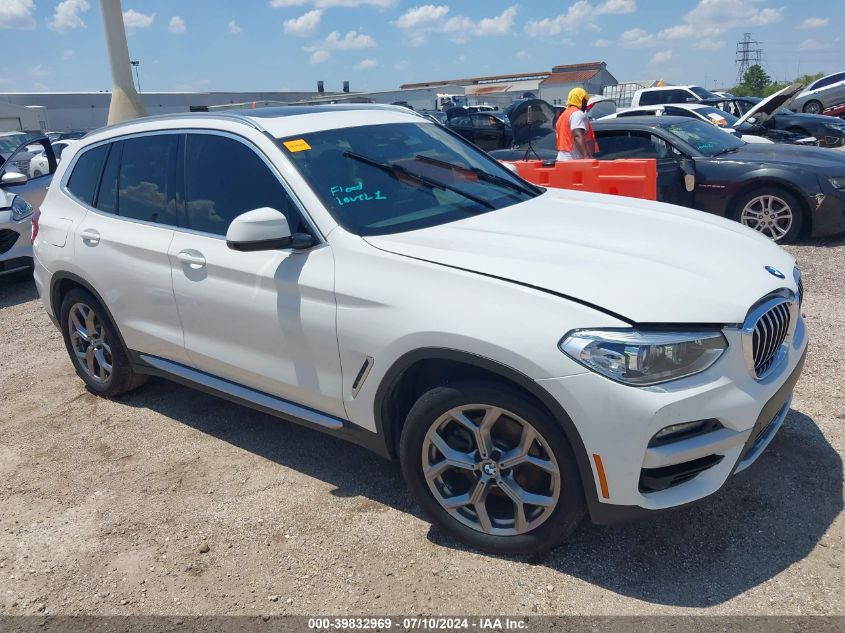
[0,238,843,617]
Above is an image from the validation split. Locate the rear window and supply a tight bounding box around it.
[66,144,107,206]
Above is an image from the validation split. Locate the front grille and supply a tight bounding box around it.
[0,229,20,254]
[751,302,791,377]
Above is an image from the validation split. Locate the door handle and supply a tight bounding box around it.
[177,249,206,268]
[80,228,100,245]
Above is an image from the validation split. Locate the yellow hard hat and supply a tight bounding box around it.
[567,87,589,108]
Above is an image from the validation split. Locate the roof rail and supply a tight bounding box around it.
[82,111,266,139]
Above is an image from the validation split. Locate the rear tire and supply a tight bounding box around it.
[731,187,804,244]
[802,100,823,115]
[399,382,585,555]
[59,287,147,397]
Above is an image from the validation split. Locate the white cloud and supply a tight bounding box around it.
[0,0,35,29]
[516,49,529,59]
[305,29,375,63]
[650,49,673,65]
[694,39,725,50]
[62,48,75,60]
[354,58,378,70]
[169,15,186,34]
[799,38,827,51]
[798,17,829,29]
[524,0,633,37]
[593,38,611,47]
[393,60,410,70]
[394,4,449,29]
[228,20,242,34]
[123,9,155,28]
[395,4,517,44]
[270,0,395,7]
[595,0,636,15]
[49,0,90,32]
[284,9,322,36]
[309,49,331,64]
[619,27,655,48]
[659,0,782,41]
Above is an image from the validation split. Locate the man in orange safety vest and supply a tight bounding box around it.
[555,87,599,161]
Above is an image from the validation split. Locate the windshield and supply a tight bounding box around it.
[692,106,740,127]
[279,122,540,236]
[0,135,28,155]
[660,119,745,156]
[689,86,720,100]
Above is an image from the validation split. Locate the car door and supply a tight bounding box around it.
[595,129,694,207]
[448,116,474,143]
[471,114,505,150]
[168,131,343,417]
[69,133,191,364]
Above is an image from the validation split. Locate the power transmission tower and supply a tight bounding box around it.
[735,32,763,84]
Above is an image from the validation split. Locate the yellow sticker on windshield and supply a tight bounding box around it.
[283,139,311,152]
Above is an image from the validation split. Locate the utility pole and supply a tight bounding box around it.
[130,60,142,93]
[735,32,764,84]
[99,0,146,124]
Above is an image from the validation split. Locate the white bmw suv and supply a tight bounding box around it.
[33,105,807,554]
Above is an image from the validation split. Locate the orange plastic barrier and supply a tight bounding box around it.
[503,159,658,201]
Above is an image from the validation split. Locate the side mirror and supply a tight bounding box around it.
[681,158,696,192]
[226,207,313,252]
[1,171,28,186]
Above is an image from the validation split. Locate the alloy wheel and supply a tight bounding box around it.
[740,194,793,241]
[421,405,561,536]
[67,302,113,384]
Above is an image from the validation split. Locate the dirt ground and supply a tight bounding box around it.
[0,238,843,617]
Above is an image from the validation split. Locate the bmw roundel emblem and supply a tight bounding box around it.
[765,266,786,279]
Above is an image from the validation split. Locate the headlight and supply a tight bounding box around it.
[824,124,845,133]
[829,177,845,190]
[560,329,728,386]
[11,195,33,222]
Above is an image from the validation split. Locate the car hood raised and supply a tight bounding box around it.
[735,83,804,127]
[364,189,796,324]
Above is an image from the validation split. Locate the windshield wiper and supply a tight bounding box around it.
[343,150,495,210]
[413,154,539,197]
[713,146,743,157]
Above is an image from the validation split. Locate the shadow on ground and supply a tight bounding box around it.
[120,378,841,608]
[0,274,37,309]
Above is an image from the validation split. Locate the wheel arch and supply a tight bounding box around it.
[373,348,600,514]
[727,177,813,236]
[49,272,131,355]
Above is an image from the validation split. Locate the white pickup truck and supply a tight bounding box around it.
[631,85,721,107]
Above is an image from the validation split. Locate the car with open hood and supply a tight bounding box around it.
[702,94,845,149]
[33,104,807,554]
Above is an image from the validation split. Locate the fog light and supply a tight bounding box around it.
[649,419,722,447]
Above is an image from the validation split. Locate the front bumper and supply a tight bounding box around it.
[537,316,808,522]
[811,186,845,238]
[0,220,33,275]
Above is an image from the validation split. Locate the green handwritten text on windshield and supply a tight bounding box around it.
[330,180,388,206]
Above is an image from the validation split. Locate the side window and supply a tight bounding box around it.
[472,115,499,128]
[96,141,122,214]
[594,131,661,159]
[66,144,107,206]
[117,135,178,225]
[52,143,66,160]
[638,91,660,106]
[184,134,300,236]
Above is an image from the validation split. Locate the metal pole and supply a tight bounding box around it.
[131,60,142,93]
[99,0,146,124]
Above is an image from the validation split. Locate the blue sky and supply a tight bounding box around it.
[1,0,843,94]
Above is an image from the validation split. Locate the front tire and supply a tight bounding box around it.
[732,188,804,243]
[803,100,823,115]
[399,382,584,555]
[59,287,147,397]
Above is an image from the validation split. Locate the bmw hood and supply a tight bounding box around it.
[364,189,798,324]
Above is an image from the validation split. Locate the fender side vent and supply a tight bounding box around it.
[351,356,374,398]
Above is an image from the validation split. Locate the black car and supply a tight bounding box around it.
[491,116,845,243]
[701,96,845,148]
[445,110,513,151]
